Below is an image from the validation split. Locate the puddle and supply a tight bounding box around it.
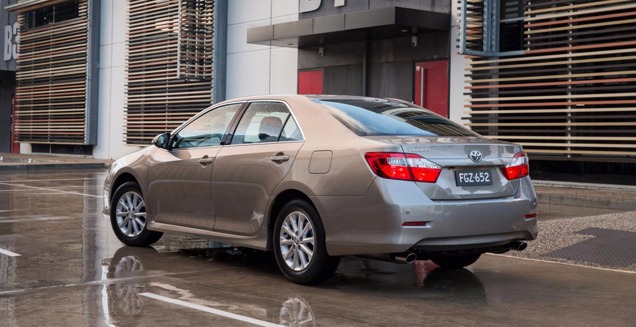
[538,202,624,220]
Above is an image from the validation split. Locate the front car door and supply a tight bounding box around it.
[212,101,304,235]
[147,103,242,229]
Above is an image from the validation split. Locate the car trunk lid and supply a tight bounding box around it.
[368,136,523,200]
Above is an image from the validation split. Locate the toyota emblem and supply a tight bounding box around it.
[469,150,483,163]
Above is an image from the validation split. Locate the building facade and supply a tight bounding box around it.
[2,0,634,182]
[460,0,636,182]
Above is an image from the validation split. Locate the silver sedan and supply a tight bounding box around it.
[103,95,538,284]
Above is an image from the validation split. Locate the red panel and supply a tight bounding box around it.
[298,69,324,94]
[414,60,449,117]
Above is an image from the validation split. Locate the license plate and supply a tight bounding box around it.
[455,170,493,186]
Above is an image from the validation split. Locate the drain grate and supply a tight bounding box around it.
[546,227,636,267]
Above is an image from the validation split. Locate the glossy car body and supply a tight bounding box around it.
[104,95,538,283]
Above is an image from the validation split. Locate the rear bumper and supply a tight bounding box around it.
[316,177,538,256]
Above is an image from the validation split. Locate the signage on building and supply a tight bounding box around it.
[299,0,345,13]
[1,0,18,71]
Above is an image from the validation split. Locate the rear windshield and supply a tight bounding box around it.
[313,98,477,137]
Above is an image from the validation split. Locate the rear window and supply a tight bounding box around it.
[313,98,477,137]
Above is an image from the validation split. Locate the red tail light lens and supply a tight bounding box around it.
[365,152,442,183]
[501,152,529,180]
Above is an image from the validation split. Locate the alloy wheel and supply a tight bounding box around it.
[115,191,147,238]
[279,211,315,272]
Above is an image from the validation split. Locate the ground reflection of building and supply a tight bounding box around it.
[0,175,17,325]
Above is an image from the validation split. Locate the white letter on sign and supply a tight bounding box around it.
[3,25,11,61]
[299,0,321,13]
[12,22,18,59]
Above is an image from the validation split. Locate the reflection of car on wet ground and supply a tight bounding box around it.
[103,95,538,284]
[103,246,317,327]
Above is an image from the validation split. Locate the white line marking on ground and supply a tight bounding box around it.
[490,253,636,274]
[0,178,101,183]
[140,292,284,327]
[0,248,20,257]
[0,216,69,223]
[0,182,101,198]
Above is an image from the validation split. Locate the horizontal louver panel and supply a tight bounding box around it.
[14,0,88,144]
[125,0,213,145]
[465,0,636,161]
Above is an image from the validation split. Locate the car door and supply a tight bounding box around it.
[147,103,242,229]
[212,101,304,235]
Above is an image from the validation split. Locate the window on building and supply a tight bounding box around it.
[23,0,79,30]
[460,0,525,56]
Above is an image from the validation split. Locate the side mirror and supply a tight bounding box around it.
[152,132,171,149]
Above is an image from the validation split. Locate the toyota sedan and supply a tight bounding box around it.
[103,95,538,284]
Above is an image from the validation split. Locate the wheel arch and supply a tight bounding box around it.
[267,189,317,251]
[110,172,140,204]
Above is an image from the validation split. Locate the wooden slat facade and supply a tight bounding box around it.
[125,0,214,145]
[463,0,636,161]
[14,0,89,144]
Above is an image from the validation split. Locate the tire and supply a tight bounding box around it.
[110,182,163,246]
[431,253,481,269]
[273,200,340,284]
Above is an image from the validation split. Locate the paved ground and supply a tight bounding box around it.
[0,158,635,325]
[2,153,636,272]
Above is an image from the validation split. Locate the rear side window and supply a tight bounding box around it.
[231,102,303,144]
[314,98,477,137]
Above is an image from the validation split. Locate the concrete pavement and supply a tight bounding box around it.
[1,152,636,273]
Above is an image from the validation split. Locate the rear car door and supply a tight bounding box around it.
[212,101,304,235]
[147,103,242,228]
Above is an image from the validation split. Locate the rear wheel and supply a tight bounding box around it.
[431,253,481,269]
[110,182,163,246]
[273,200,340,284]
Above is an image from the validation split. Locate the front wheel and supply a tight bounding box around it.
[273,200,339,284]
[110,182,163,246]
[431,253,481,269]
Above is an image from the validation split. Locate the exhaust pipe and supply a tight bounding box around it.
[394,252,418,264]
[509,241,527,251]
[357,252,418,264]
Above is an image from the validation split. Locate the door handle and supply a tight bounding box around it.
[199,155,214,166]
[270,152,290,163]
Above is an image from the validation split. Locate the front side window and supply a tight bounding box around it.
[314,98,477,137]
[172,104,241,149]
[231,102,302,144]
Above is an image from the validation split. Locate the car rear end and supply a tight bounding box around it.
[365,137,537,255]
[310,96,538,259]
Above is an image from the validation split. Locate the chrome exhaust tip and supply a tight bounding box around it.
[394,252,418,264]
[509,241,527,251]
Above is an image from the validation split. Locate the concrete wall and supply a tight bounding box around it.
[93,0,138,159]
[226,0,298,98]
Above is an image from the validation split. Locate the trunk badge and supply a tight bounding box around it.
[469,150,483,163]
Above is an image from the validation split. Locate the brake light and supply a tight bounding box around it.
[501,152,529,180]
[365,152,442,183]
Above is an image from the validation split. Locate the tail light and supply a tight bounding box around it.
[365,152,442,183]
[501,152,529,180]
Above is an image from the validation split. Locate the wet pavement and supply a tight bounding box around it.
[1,169,636,326]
